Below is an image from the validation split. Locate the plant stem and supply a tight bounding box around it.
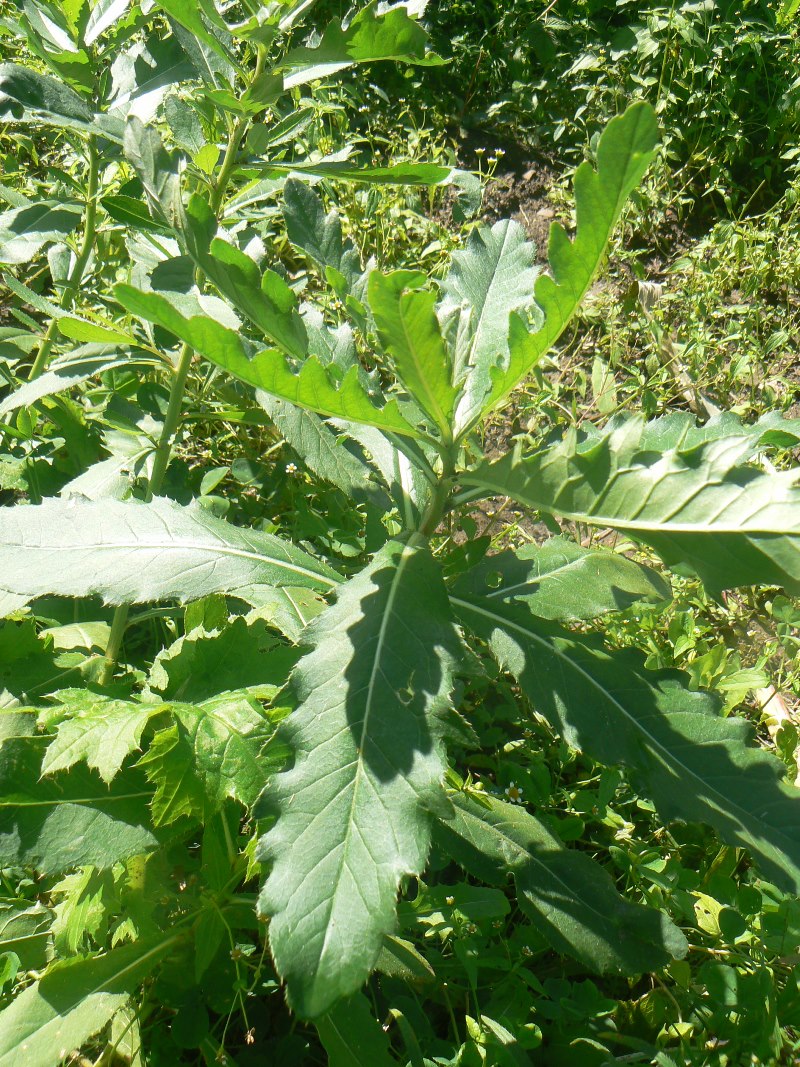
[99,67,260,685]
[28,137,100,381]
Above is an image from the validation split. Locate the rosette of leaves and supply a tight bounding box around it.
[2,76,800,1063]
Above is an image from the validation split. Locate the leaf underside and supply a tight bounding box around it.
[464,416,800,594]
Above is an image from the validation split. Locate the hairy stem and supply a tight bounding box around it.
[28,137,100,381]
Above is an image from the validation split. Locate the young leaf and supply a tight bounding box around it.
[0,495,340,610]
[279,0,444,89]
[140,693,273,824]
[258,538,463,1017]
[370,271,457,440]
[452,595,800,895]
[435,792,687,973]
[480,102,659,419]
[0,933,178,1067]
[451,537,669,622]
[40,695,163,785]
[115,284,421,438]
[439,219,541,432]
[462,418,800,594]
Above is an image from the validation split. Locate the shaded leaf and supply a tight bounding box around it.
[453,594,800,894]
[258,538,462,1017]
[452,537,669,622]
[146,616,300,702]
[0,63,123,141]
[0,934,178,1067]
[0,200,82,264]
[435,792,687,974]
[0,714,165,874]
[316,992,396,1067]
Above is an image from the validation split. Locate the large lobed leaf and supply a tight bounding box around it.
[463,416,800,594]
[0,495,339,612]
[453,593,800,894]
[116,284,422,439]
[435,791,687,973]
[480,103,658,420]
[258,538,463,1017]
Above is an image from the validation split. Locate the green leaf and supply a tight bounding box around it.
[0,495,340,610]
[146,616,300,702]
[154,0,236,69]
[122,117,182,226]
[0,346,159,418]
[115,284,421,438]
[482,102,658,416]
[256,394,392,509]
[316,992,396,1067]
[0,200,82,264]
[435,792,686,974]
[177,195,308,357]
[370,271,457,439]
[262,159,453,186]
[452,595,800,895]
[439,219,541,432]
[0,714,165,873]
[452,537,669,622]
[84,0,131,46]
[0,933,178,1067]
[258,538,462,1017]
[0,63,123,141]
[140,692,273,823]
[39,691,165,784]
[0,904,52,970]
[279,0,443,89]
[282,178,364,298]
[636,409,800,453]
[462,417,800,594]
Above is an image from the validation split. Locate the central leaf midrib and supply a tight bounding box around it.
[3,539,340,587]
[316,539,419,969]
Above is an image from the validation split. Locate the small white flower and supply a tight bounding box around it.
[505,781,524,804]
[285,463,298,475]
